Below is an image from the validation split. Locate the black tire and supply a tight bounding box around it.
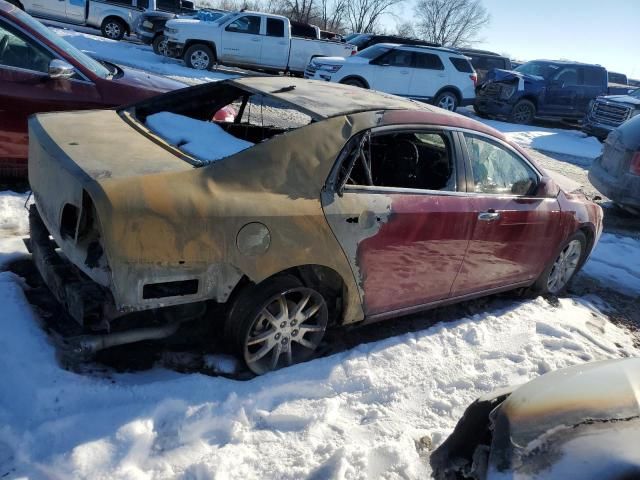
[532,231,587,295]
[341,78,366,88]
[434,90,459,111]
[509,99,536,124]
[152,35,169,56]
[225,276,329,375]
[101,18,126,41]
[473,104,489,118]
[184,44,215,70]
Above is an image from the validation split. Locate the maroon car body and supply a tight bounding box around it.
[0,1,184,177]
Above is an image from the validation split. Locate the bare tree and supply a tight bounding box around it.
[318,0,348,31]
[394,20,415,38]
[414,0,489,47]
[345,0,403,33]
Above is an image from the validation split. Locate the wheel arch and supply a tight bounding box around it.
[184,39,218,59]
[434,86,462,104]
[339,75,370,89]
[101,15,130,35]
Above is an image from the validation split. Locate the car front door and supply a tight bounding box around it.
[409,51,445,101]
[368,48,413,97]
[220,14,262,66]
[322,127,475,318]
[0,19,101,171]
[450,132,562,296]
[260,17,289,70]
[27,0,67,20]
[544,66,579,116]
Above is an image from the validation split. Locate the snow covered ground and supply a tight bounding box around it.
[1,190,639,479]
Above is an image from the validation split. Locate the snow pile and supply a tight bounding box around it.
[465,112,603,162]
[52,27,234,85]
[146,112,254,163]
[582,233,640,295]
[0,192,31,266]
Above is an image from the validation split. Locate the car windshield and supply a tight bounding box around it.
[514,61,559,80]
[214,12,238,25]
[356,44,391,60]
[349,34,372,49]
[12,7,111,79]
[629,88,640,99]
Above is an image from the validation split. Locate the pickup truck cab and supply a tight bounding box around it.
[164,11,355,73]
[474,60,612,124]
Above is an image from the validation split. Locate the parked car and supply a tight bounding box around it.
[475,60,615,124]
[7,0,149,40]
[589,114,640,214]
[457,48,511,84]
[430,358,640,480]
[0,2,185,177]
[134,0,200,55]
[163,11,355,73]
[608,71,628,85]
[347,33,439,51]
[305,44,477,111]
[582,88,640,139]
[27,76,602,375]
[629,78,640,88]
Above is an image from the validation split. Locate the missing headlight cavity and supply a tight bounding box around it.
[60,203,79,239]
[143,279,199,299]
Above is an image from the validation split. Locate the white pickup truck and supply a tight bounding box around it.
[163,11,356,74]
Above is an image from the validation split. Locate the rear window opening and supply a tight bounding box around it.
[125,82,314,166]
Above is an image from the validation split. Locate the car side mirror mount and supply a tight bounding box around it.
[49,59,76,80]
[535,177,560,198]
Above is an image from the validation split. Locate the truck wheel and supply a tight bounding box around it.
[434,90,459,111]
[531,231,587,295]
[341,78,366,89]
[152,35,170,56]
[509,99,536,124]
[101,18,126,41]
[225,276,329,375]
[184,44,215,70]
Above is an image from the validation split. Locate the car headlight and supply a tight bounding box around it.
[630,109,640,118]
[316,64,342,73]
[165,27,177,35]
[499,84,516,99]
[142,20,154,29]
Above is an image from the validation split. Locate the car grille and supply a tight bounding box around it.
[591,101,632,127]
[479,82,501,97]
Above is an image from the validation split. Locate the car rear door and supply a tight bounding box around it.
[450,131,562,296]
[322,127,475,318]
[368,48,413,97]
[220,14,262,66]
[408,51,445,101]
[0,18,101,170]
[260,17,289,70]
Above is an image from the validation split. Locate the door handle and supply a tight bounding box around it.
[251,38,261,42]
[478,211,501,221]
[400,71,409,75]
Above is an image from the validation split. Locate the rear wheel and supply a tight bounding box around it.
[225,276,329,375]
[184,44,215,70]
[101,18,126,41]
[341,78,366,88]
[434,90,458,111]
[509,99,536,124]
[152,35,170,56]
[533,231,587,295]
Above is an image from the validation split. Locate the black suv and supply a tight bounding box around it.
[348,34,439,51]
[457,49,511,83]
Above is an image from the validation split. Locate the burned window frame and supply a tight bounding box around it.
[330,125,467,196]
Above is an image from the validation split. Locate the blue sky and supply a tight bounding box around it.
[391,0,640,79]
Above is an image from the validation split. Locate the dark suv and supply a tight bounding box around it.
[348,33,439,51]
[457,48,511,83]
[474,60,609,124]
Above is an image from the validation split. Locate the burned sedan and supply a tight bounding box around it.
[430,358,640,480]
[28,77,603,375]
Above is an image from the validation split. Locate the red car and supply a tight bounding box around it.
[0,1,185,177]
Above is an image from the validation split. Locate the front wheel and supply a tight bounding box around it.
[434,91,458,111]
[101,18,126,41]
[509,99,536,124]
[184,44,215,70]
[533,231,587,295]
[225,276,329,375]
[152,35,170,56]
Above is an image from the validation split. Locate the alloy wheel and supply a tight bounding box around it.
[243,287,328,375]
[512,104,533,123]
[104,22,121,39]
[158,39,169,56]
[437,94,457,111]
[547,239,582,293]
[190,50,210,70]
